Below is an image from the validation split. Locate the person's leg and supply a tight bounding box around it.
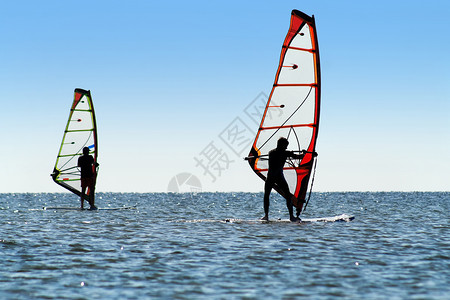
[80,186,86,209]
[262,179,273,220]
[276,177,298,221]
[88,179,97,209]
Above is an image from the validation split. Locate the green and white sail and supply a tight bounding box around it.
[51,89,98,199]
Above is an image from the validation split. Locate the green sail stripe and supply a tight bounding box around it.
[71,109,92,112]
[65,129,94,133]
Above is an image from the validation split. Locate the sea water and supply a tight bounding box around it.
[0,192,448,299]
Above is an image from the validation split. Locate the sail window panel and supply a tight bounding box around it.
[254,131,277,153]
[65,181,80,192]
[277,50,315,85]
[59,131,95,156]
[56,151,76,168]
[74,97,91,110]
[258,102,284,127]
[291,127,314,152]
[256,126,313,154]
[284,168,298,193]
[69,110,94,131]
[289,24,313,49]
[57,177,82,195]
[55,156,78,175]
[256,158,269,173]
[256,127,288,151]
[262,86,316,128]
[58,168,80,182]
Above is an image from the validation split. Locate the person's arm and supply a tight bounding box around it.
[288,151,304,160]
[298,150,318,157]
[89,155,98,167]
[288,150,318,159]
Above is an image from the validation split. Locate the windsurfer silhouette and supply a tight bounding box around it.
[262,137,306,222]
[78,147,98,210]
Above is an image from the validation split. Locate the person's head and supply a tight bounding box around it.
[277,137,289,150]
[83,147,90,155]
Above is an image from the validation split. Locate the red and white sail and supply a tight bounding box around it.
[247,10,321,212]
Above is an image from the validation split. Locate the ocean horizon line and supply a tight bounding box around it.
[1,191,449,194]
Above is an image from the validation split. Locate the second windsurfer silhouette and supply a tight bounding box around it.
[78,147,99,210]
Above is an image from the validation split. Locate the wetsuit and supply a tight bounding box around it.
[263,148,298,218]
[78,154,95,187]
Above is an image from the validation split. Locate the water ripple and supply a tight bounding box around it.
[0,192,449,299]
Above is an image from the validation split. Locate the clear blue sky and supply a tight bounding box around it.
[1,0,449,192]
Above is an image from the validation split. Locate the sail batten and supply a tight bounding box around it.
[52,89,98,200]
[65,129,95,133]
[261,123,316,130]
[247,10,320,213]
[283,44,315,51]
[275,83,317,86]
